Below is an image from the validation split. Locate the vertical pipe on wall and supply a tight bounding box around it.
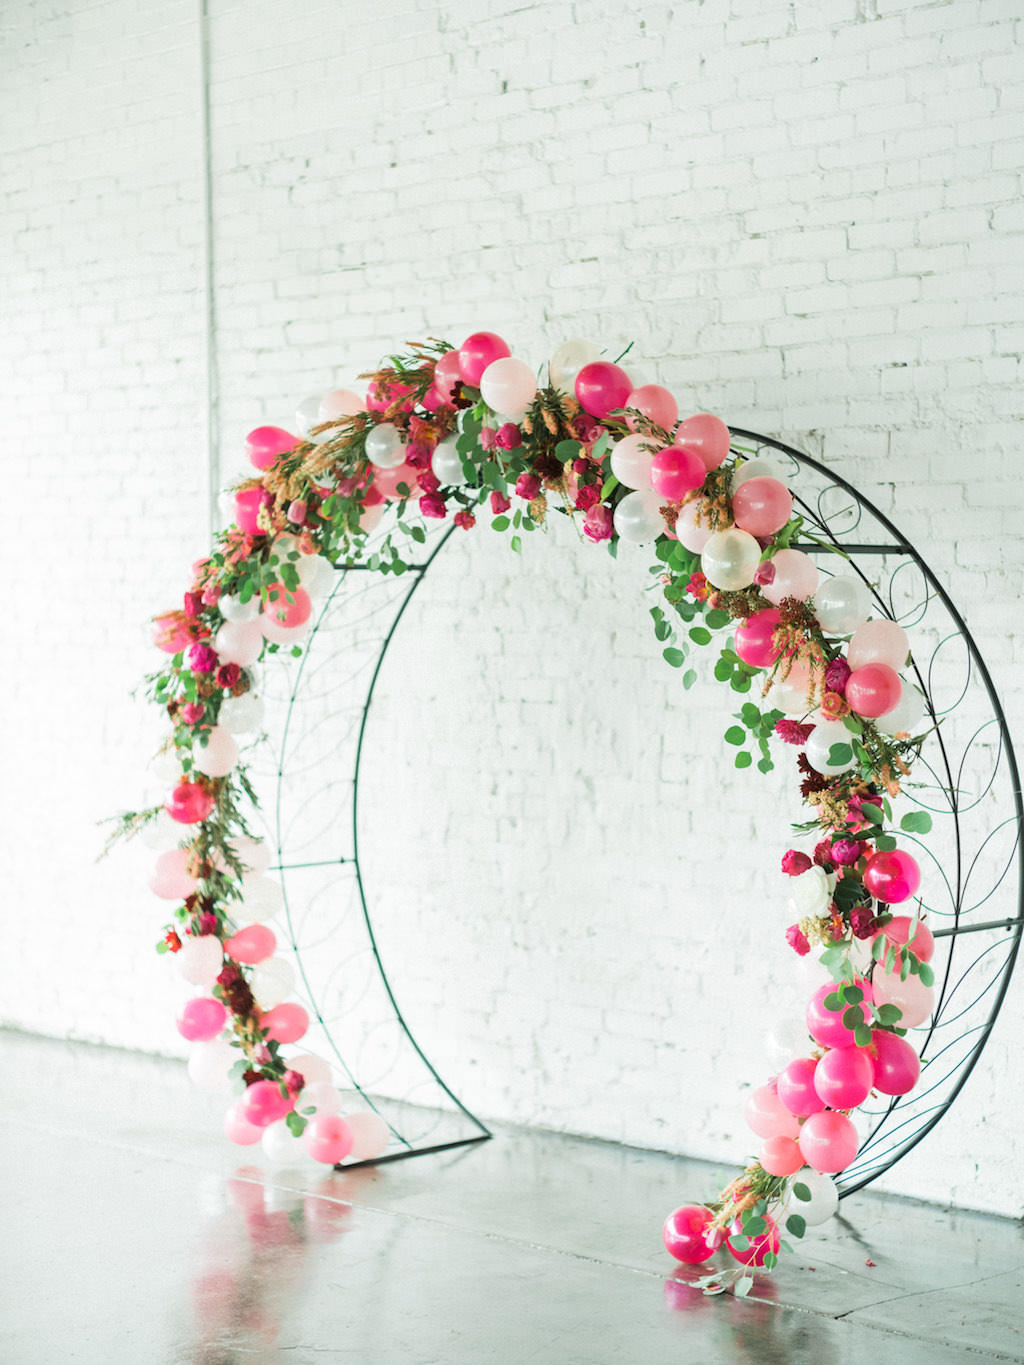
[198,0,220,537]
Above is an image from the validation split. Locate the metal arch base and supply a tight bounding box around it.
[271,430,1023,1192]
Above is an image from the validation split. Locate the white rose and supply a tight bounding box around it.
[786,865,837,919]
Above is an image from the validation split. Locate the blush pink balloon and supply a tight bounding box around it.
[625,384,679,432]
[261,1002,309,1045]
[798,1111,858,1174]
[262,583,312,629]
[863,849,921,904]
[649,447,705,500]
[166,781,216,825]
[149,848,198,900]
[373,461,420,499]
[574,361,633,419]
[734,608,783,669]
[674,499,713,552]
[845,663,902,718]
[806,981,874,1049]
[224,924,276,965]
[662,1205,716,1264]
[776,1057,826,1117]
[343,1111,391,1161]
[745,1082,800,1140]
[760,549,819,606]
[847,618,910,671]
[759,1136,804,1178]
[433,349,463,403]
[224,1100,264,1146]
[872,968,935,1028]
[674,414,731,470]
[813,1045,875,1109]
[303,1114,354,1165]
[732,476,793,536]
[247,426,298,471]
[874,915,935,963]
[176,996,227,1042]
[234,487,265,534]
[726,1214,780,1266]
[152,614,193,654]
[458,331,510,386]
[871,1029,921,1095]
[241,1079,294,1128]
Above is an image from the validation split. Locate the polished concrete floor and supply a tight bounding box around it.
[1,1030,1022,1364]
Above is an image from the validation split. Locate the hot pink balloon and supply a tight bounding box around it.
[662,1204,717,1264]
[759,1136,804,1177]
[433,349,463,403]
[674,499,712,553]
[798,1111,858,1174]
[261,1002,309,1045]
[732,476,793,537]
[224,1100,264,1146]
[806,981,874,1049]
[760,549,819,606]
[373,461,420,499]
[365,378,415,413]
[874,915,935,963]
[224,924,276,965]
[241,1079,293,1128]
[247,426,298,471]
[458,331,510,386]
[649,447,705,501]
[626,384,679,432]
[149,848,198,900]
[745,1082,800,1140]
[776,1057,826,1117]
[872,967,934,1028]
[176,996,227,1042]
[262,583,312,629]
[166,780,216,825]
[845,663,902,718]
[871,1029,921,1095]
[152,614,193,654]
[674,413,731,470]
[863,849,921,904]
[726,1214,780,1266]
[303,1114,354,1165]
[813,1045,875,1110]
[847,618,909,671]
[734,608,783,669]
[574,361,633,419]
[234,487,266,535]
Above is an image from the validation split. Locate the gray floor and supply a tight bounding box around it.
[1,1030,1021,1364]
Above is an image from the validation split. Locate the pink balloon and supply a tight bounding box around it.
[247,426,298,470]
[674,499,713,552]
[734,608,783,669]
[365,378,415,413]
[234,487,266,534]
[318,389,364,422]
[848,618,909,671]
[149,848,198,900]
[649,447,705,500]
[813,1045,875,1109]
[224,924,276,965]
[846,663,902,718]
[745,1082,800,1140]
[433,349,463,403]
[776,1057,826,1117]
[373,461,420,499]
[759,1136,804,1178]
[224,1100,264,1146]
[726,1214,780,1267]
[241,1079,293,1128]
[458,331,510,386]
[176,996,227,1042]
[574,362,633,419]
[874,915,935,963]
[760,549,819,606]
[732,476,793,537]
[166,780,216,825]
[674,414,731,470]
[872,967,934,1028]
[863,849,921,904]
[262,583,312,629]
[303,1114,354,1165]
[343,1110,391,1161]
[261,1002,309,1045]
[662,1205,717,1264]
[798,1111,858,1174]
[152,613,193,654]
[871,1028,921,1095]
[806,981,874,1049]
[625,384,679,432]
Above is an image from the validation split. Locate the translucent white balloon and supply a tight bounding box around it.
[364,423,405,469]
[286,1053,332,1086]
[232,836,270,875]
[300,1082,345,1116]
[192,725,239,778]
[766,1018,813,1069]
[731,457,790,491]
[251,956,295,1010]
[876,681,927,736]
[813,576,872,635]
[344,1111,391,1161]
[772,676,816,715]
[176,935,224,986]
[295,393,325,438]
[786,1169,839,1226]
[432,436,468,486]
[140,808,181,851]
[218,692,264,734]
[261,1119,311,1165]
[480,357,537,420]
[214,618,263,667]
[674,499,712,553]
[613,489,665,544]
[188,1039,237,1092]
[149,747,181,785]
[318,389,364,422]
[297,554,335,597]
[238,874,282,923]
[804,719,857,775]
[549,338,601,393]
[219,592,261,624]
[701,528,761,590]
[609,434,655,490]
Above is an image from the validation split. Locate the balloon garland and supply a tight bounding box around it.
[116,332,938,1288]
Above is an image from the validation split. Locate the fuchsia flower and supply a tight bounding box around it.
[454,510,476,531]
[515,472,541,500]
[490,490,511,515]
[775,719,815,745]
[184,591,203,619]
[785,924,811,956]
[420,493,447,519]
[479,426,497,451]
[686,572,710,602]
[418,469,441,494]
[180,701,206,725]
[831,839,862,866]
[188,642,218,674]
[781,849,813,877]
[284,1069,305,1095]
[583,503,613,542]
[824,657,852,694]
[287,499,307,525]
[753,561,776,586]
[575,484,601,512]
[495,423,522,450]
[405,439,432,469]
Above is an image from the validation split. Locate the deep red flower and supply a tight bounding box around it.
[420,493,447,519]
[575,484,601,512]
[776,719,815,745]
[781,849,812,877]
[849,907,877,939]
[216,662,241,690]
[454,510,476,531]
[515,472,541,500]
[490,490,511,515]
[418,469,441,494]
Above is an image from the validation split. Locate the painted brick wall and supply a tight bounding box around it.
[3,0,1022,1216]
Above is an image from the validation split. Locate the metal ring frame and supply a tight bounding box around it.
[260,429,1022,1190]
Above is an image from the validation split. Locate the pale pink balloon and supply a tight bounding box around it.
[759,1135,804,1178]
[575,362,633,419]
[247,426,298,471]
[872,968,934,1028]
[192,725,239,779]
[433,349,463,403]
[732,476,793,536]
[874,915,935,963]
[152,613,193,654]
[343,1111,391,1161]
[214,618,264,667]
[845,663,902,718]
[300,1082,345,1116]
[458,331,510,386]
[609,433,655,490]
[734,608,783,669]
[760,549,819,606]
[176,996,227,1042]
[262,583,312,629]
[175,934,224,986]
[674,499,713,552]
[813,1045,875,1109]
[649,447,705,501]
[372,461,420,499]
[261,1002,309,1045]
[224,924,276,965]
[318,389,364,421]
[479,356,537,416]
[303,1114,354,1165]
[776,1057,826,1117]
[625,384,679,432]
[745,1082,800,1140]
[848,618,909,671]
[806,980,874,1049]
[234,487,265,534]
[286,1053,332,1087]
[241,1079,293,1128]
[798,1111,858,1173]
[224,1100,264,1146]
[871,1029,921,1095]
[149,848,198,900]
[674,414,731,470]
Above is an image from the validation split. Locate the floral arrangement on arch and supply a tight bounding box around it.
[115,330,936,1290]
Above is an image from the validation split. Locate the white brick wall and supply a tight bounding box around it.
[3,0,1023,1216]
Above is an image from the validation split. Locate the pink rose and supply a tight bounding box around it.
[781,849,812,877]
[454,510,476,531]
[418,469,441,495]
[419,493,447,519]
[180,701,205,724]
[490,490,511,515]
[583,503,613,543]
[405,439,432,468]
[824,658,851,694]
[479,426,497,451]
[515,472,541,500]
[188,642,218,674]
[575,484,601,512]
[831,838,862,866]
[495,423,522,450]
[785,924,811,956]
[753,561,776,586]
[184,591,203,619]
[287,499,307,525]
[201,583,221,607]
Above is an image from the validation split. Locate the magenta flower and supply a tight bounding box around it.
[824,657,852,695]
[583,503,613,543]
[831,838,862,866]
[781,849,812,877]
[180,701,205,725]
[515,472,541,500]
[490,490,511,515]
[454,510,476,531]
[495,423,522,450]
[785,924,811,956]
[184,591,203,619]
[575,484,601,512]
[188,642,218,674]
[419,493,447,519]
[775,719,814,745]
[418,469,441,494]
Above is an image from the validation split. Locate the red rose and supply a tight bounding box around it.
[419,493,447,519]
[216,662,242,689]
[515,472,541,500]
[454,510,476,531]
[495,423,522,450]
[781,849,812,876]
[490,490,511,515]
[575,484,601,512]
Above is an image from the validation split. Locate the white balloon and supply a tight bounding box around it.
[176,935,224,987]
[613,489,664,544]
[786,1169,839,1226]
[765,1018,813,1069]
[295,393,324,439]
[317,389,363,422]
[772,676,815,715]
[219,592,261,624]
[140,808,181,852]
[479,357,537,421]
[192,725,239,778]
[609,434,655,490]
[549,338,601,393]
[218,692,264,734]
[875,681,927,736]
[364,423,405,469]
[297,554,335,597]
[149,747,181,785]
[432,436,468,486]
[260,612,312,647]
[804,719,857,775]
[214,618,263,667]
[238,874,282,923]
[813,576,872,636]
[251,956,295,1010]
[701,528,761,590]
[730,457,789,492]
[234,836,271,875]
[674,499,712,553]
[188,1039,237,1092]
[261,1119,310,1165]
